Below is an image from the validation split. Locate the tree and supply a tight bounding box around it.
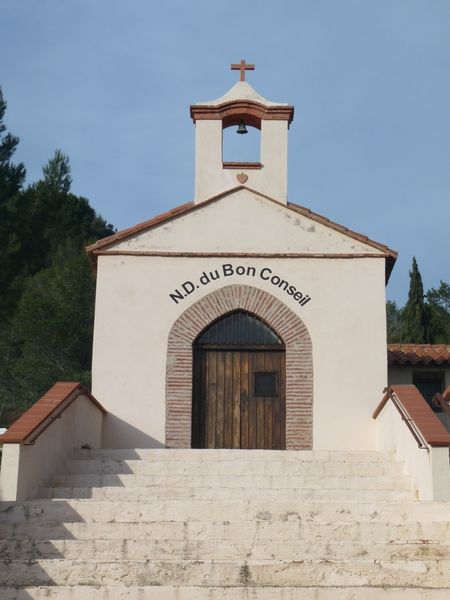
[427,281,450,313]
[0,242,96,424]
[427,281,450,343]
[33,151,113,250]
[0,96,115,424]
[386,300,403,342]
[0,150,114,328]
[0,86,26,201]
[401,257,429,343]
[0,87,27,318]
[42,149,72,194]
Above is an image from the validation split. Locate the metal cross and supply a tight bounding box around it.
[231,59,255,82]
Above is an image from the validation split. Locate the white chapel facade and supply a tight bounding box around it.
[87,62,397,452]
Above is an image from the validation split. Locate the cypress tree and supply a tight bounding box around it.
[402,257,429,343]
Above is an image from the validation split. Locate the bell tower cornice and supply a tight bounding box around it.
[190,100,294,130]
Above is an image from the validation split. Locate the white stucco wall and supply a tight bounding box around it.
[0,395,103,501]
[110,190,383,256]
[92,253,387,451]
[375,400,431,499]
[375,400,450,501]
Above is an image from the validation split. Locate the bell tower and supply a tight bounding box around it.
[190,61,294,204]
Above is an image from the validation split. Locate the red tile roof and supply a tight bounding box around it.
[373,385,450,447]
[388,344,450,366]
[0,382,106,444]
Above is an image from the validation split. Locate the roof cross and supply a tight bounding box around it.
[231,59,255,82]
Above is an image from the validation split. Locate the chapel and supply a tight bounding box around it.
[1,62,450,598]
[86,60,397,451]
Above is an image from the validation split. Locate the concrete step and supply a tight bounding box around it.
[71,449,397,462]
[1,557,450,587]
[2,499,448,525]
[39,485,417,502]
[63,458,405,477]
[2,448,447,595]
[2,519,449,543]
[3,586,450,600]
[50,472,413,490]
[2,537,450,562]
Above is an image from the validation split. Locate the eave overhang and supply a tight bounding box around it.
[86,186,397,284]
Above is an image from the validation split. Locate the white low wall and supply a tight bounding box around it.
[0,394,103,501]
[375,400,450,501]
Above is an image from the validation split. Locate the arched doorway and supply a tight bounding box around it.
[192,310,286,450]
[166,284,312,450]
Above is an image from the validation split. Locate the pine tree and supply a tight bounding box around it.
[402,257,429,343]
[42,149,72,194]
[0,90,115,423]
[0,87,26,201]
[0,242,97,424]
[0,87,27,321]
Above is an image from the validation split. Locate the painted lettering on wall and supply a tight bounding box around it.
[169,263,311,307]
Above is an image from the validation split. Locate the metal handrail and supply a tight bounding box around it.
[388,390,429,451]
[1,382,106,446]
[23,408,67,446]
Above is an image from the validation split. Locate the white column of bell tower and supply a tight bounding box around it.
[260,119,288,203]
[194,120,223,203]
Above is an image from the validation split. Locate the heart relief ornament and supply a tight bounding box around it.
[237,172,248,184]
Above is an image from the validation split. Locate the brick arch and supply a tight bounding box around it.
[165,284,313,449]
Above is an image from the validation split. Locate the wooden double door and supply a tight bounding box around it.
[192,348,286,450]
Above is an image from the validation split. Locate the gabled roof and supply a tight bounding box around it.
[0,382,106,445]
[86,186,397,282]
[388,344,450,366]
[373,385,450,447]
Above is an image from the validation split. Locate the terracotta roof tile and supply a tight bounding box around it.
[388,344,450,366]
[373,385,450,447]
[0,382,106,444]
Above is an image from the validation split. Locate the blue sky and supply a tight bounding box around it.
[1,0,449,304]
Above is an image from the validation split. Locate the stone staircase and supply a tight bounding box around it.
[1,449,450,598]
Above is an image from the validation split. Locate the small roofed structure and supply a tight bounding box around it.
[388,344,450,407]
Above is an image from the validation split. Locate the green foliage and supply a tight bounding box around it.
[427,282,450,343]
[0,87,26,201]
[386,300,403,343]
[402,257,429,343]
[386,262,450,344]
[0,155,113,319]
[0,87,114,426]
[0,87,27,316]
[1,244,95,423]
[427,281,450,312]
[42,149,72,193]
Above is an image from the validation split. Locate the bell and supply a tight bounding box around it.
[236,120,248,135]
